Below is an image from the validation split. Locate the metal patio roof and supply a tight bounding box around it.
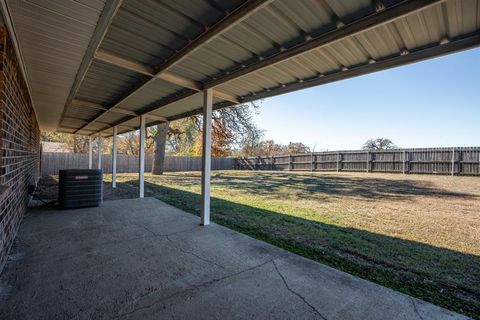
[2,0,479,136]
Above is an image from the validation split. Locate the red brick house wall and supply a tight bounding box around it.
[0,27,40,272]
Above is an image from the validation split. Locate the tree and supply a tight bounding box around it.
[152,122,169,174]
[257,139,285,156]
[236,139,313,157]
[235,125,265,157]
[193,119,234,157]
[42,129,155,155]
[362,138,396,150]
[286,142,311,154]
[151,102,262,174]
[118,132,139,155]
[41,132,90,153]
[165,119,197,155]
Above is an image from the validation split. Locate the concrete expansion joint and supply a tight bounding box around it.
[272,259,328,320]
[113,258,276,319]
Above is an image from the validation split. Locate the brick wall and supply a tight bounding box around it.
[0,27,40,272]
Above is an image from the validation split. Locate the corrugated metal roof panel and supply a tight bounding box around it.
[6,0,480,135]
[101,24,172,67]
[272,0,331,33]
[76,60,148,106]
[170,0,377,84]
[63,104,99,121]
[6,0,106,131]
[117,78,184,112]
[211,0,480,102]
[147,93,223,119]
[96,111,127,124]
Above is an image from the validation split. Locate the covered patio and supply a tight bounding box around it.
[1,0,479,227]
[0,197,468,319]
[0,0,478,319]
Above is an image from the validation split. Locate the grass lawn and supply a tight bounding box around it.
[59,171,480,318]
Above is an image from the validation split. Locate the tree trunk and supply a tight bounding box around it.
[152,121,169,175]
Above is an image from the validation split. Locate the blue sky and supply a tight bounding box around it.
[252,47,480,151]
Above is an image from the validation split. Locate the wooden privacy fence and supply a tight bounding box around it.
[235,147,480,176]
[41,152,235,176]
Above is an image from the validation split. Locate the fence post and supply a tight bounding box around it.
[451,147,455,176]
[311,153,314,172]
[289,155,292,171]
[366,151,370,173]
[336,152,340,172]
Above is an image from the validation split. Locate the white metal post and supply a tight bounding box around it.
[201,88,213,226]
[139,115,146,198]
[88,137,93,169]
[112,126,117,188]
[97,137,102,170]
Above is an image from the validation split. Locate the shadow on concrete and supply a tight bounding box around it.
[116,179,480,319]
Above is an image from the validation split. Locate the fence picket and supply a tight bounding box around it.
[236,147,480,176]
[41,153,236,176]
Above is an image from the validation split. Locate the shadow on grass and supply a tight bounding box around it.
[116,179,480,319]
[141,171,477,202]
[211,171,477,201]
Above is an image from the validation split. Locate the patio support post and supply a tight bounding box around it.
[88,137,93,169]
[201,88,213,226]
[139,115,146,198]
[112,126,117,188]
[97,137,102,170]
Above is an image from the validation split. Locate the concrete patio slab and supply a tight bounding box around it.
[0,198,470,320]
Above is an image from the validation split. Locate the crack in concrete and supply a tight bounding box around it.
[141,225,198,238]
[112,259,275,319]
[139,225,226,270]
[164,235,226,270]
[272,260,328,320]
[410,297,425,320]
